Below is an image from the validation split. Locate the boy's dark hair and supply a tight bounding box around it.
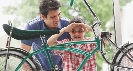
[69,16,85,24]
[39,0,61,17]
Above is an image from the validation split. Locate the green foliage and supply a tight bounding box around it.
[60,0,113,31]
[119,0,132,6]
[2,0,40,26]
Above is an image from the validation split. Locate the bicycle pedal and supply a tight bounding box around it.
[53,65,60,71]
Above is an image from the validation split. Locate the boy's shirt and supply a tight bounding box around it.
[52,38,97,71]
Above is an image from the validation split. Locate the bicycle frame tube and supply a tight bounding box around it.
[77,37,100,71]
[70,0,74,7]
[4,21,13,71]
[40,36,54,69]
[43,44,54,69]
[15,44,54,71]
[15,37,100,71]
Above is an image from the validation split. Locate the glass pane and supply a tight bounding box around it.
[121,0,133,44]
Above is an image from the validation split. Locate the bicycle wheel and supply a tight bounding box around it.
[0,47,41,71]
[112,43,133,71]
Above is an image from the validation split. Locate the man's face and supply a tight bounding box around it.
[69,26,85,41]
[41,8,61,29]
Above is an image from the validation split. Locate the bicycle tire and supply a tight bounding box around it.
[0,47,41,71]
[112,43,133,71]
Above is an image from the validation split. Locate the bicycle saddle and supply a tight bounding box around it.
[2,24,59,40]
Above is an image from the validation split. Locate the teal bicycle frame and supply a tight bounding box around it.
[15,37,100,71]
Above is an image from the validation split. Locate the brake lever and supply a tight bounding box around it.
[101,32,112,49]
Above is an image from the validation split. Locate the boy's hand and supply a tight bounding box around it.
[64,23,92,33]
[72,23,92,32]
[64,23,77,32]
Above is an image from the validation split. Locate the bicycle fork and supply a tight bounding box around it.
[4,21,13,71]
[40,36,54,69]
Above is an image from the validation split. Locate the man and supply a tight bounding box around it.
[21,0,70,70]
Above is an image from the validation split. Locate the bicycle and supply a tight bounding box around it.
[1,0,133,71]
[1,20,61,71]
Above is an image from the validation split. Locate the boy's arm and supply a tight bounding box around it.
[21,43,31,52]
[47,27,66,46]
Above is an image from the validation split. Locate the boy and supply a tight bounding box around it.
[47,16,97,71]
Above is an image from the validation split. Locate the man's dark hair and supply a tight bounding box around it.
[69,16,85,24]
[39,0,61,17]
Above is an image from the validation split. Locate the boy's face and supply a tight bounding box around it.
[69,26,85,41]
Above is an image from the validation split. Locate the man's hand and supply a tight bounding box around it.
[22,63,32,71]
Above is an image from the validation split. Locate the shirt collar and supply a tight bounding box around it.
[43,20,61,30]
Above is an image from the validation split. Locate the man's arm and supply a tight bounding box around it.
[21,43,31,52]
